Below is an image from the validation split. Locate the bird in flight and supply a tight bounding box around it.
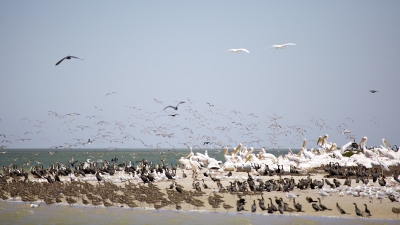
[267,43,296,49]
[369,90,378,93]
[164,101,185,111]
[55,56,84,66]
[104,92,117,97]
[226,49,250,53]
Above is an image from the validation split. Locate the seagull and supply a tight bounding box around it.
[285,192,299,201]
[55,56,84,66]
[369,90,378,93]
[164,101,185,111]
[226,48,250,53]
[267,43,296,49]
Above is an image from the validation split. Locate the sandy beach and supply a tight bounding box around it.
[1,165,400,222]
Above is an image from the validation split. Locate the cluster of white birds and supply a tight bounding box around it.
[176,134,400,177]
[226,43,296,54]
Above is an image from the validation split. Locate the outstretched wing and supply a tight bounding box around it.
[238,49,250,53]
[69,56,84,60]
[164,105,175,110]
[283,43,296,46]
[55,57,66,66]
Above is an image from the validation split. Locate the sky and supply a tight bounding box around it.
[1,1,399,150]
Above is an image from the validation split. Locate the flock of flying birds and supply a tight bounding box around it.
[0,44,379,150]
[0,91,383,151]
[226,42,297,54]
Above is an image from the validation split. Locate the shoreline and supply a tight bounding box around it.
[1,168,400,221]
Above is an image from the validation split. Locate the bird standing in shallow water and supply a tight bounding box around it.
[55,56,83,66]
[223,203,233,213]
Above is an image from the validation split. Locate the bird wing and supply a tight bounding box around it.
[239,49,250,53]
[283,43,296,46]
[164,106,174,110]
[267,45,282,49]
[69,56,84,60]
[55,57,66,66]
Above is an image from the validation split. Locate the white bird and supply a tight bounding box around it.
[267,43,296,49]
[30,203,40,208]
[285,192,299,200]
[318,189,331,198]
[226,48,250,53]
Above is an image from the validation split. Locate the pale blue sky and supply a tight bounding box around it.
[1,1,399,149]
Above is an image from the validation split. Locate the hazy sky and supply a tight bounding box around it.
[1,1,399,150]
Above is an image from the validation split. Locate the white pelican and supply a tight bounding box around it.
[189,156,202,179]
[185,147,194,159]
[226,48,250,53]
[267,43,296,49]
[359,137,376,158]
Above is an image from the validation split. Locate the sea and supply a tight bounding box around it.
[0,147,292,171]
[1,148,398,225]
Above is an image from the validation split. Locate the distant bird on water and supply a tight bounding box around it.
[226,48,250,53]
[55,56,84,66]
[369,90,378,93]
[267,43,296,49]
[164,101,185,111]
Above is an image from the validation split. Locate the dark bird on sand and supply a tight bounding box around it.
[364,204,371,217]
[164,101,185,111]
[392,207,400,218]
[55,56,84,66]
[306,196,318,203]
[336,202,349,214]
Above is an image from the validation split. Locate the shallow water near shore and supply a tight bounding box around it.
[1,200,397,225]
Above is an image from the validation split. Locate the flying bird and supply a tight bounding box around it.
[55,56,84,66]
[104,92,117,97]
[267,43,296,49]
[226,49,250,53]
[164,101,185,111]
[369,90,378,93]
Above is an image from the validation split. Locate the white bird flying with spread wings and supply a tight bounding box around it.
[267,43,296,49]
[226,48,250,53]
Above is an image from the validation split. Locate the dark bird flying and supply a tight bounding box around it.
[163,101,185,111]
[55,56,84,66]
